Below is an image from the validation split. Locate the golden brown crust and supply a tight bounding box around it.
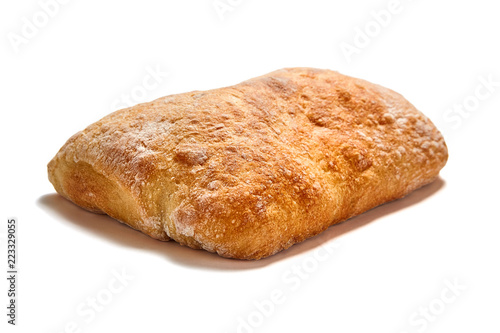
[47,68,448,259]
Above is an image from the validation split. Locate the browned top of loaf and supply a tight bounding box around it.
[49,68,448,259]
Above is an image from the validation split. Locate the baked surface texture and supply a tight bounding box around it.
[48,68,448,259]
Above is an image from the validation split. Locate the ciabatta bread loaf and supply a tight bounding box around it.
[48,68,448,259]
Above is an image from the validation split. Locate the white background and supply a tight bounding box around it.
[1,0,499,332]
